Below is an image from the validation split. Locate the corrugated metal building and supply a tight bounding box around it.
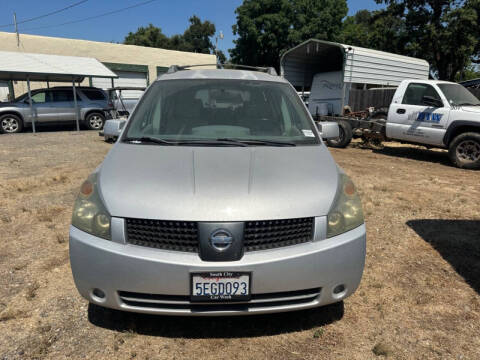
[281,39,429,89]
[280,39,430,115]
[0,31,215,101]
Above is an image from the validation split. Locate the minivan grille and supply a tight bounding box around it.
[244,217,314,252]
[125,217,314,253]
[125,218,198,252]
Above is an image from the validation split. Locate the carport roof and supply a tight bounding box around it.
[0,50,117,82]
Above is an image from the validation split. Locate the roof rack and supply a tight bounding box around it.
[166,64,278,76]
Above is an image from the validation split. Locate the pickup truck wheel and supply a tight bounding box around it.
[86,112,105,130]
[0,114,23,134]
[326,120,353,148]
[448,132,480,169]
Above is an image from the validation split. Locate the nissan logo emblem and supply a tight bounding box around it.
[210,229,233,252]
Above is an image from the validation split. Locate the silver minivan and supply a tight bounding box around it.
[69,67,366,316]
[0,86,111,133]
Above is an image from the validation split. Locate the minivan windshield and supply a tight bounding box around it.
[437,83,480,106]
[123,79,319,145]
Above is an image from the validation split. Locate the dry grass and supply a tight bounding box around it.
[0,132,479,360]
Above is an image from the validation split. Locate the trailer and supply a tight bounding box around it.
[281,39,429,114]
[280,39,430,147]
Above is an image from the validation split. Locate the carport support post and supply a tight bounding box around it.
[26,77,36,134]
[72,78,80,132]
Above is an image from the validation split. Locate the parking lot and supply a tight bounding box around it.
[0,131,478,359]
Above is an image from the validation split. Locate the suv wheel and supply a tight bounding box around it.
[86,112,105,130]
[0,114,23,134]
[448,132,480,169]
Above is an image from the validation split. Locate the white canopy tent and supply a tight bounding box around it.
[0,50,117,133]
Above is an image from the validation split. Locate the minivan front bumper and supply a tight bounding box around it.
[69,219,366,316]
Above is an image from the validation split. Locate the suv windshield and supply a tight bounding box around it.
[124,79,319,145]
[438,83,480,106]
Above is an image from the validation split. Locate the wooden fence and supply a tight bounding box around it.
[347,89,396,111]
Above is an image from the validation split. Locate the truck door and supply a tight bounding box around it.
[387,83,450,146]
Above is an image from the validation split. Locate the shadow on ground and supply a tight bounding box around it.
[88,301,344,338]
[22,122,90,133]
[372,145,451,167]
[407,219,480,294]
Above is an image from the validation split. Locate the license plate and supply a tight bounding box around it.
[190,272,251,302]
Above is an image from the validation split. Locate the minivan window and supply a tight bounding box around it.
[124,79,319,145]
[52,90,74,102]
[31,91,50,103]
[82,89,106,101]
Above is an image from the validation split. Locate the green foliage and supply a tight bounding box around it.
[124,16,216,55]
[229,0,348,68]
[124,24,170,49]
[217,50,227,65]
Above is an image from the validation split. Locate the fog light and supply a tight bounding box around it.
[92,288,105,299]
[333,284,345,294]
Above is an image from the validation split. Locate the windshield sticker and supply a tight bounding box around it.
[302,130,315,137]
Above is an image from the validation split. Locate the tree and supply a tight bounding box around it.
[230,0,291,68]
[340,10,374,48]
[287,0,348,45]
[124,24,170,48]
[217,50,227,64]
[182,15,216,53]
[229,0,348,68]
[340,8,408,54]
[375,0,478,81]
[124,16,217,55]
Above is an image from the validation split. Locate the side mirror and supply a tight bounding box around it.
[316,122,339,140]
[422,95,443,108]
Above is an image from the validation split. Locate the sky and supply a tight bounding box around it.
[0,0,383,56]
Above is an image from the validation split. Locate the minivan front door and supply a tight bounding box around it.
[27,90,55,123]
[387,83,450,146]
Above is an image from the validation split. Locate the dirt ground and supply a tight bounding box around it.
[0,131,479,360]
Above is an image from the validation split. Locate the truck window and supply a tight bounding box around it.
[402,83,442,106]
[437,83,480,106]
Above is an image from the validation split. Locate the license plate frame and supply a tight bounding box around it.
[190,271,251,302]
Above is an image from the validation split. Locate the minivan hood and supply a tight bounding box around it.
[99,143,339,221]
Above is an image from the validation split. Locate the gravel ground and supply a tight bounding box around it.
[0,131,479,360]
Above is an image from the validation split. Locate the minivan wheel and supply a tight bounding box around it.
[0,114,23,134]
[86,113,105,130]
[448,132,480,169]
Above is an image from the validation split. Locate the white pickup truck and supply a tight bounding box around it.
[319,80,480,169]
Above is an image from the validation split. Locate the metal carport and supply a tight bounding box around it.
[0,50,117,133]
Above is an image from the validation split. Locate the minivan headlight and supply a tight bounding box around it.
[72,172,111,240]
[327,173,364,238]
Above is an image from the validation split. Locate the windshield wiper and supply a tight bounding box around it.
[216,138,297,147]
[457,103,480,106]
[123,136,177,145]
[123,137,249,146]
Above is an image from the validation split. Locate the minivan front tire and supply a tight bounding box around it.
[0,114,24,134]
[85,112,105,131]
